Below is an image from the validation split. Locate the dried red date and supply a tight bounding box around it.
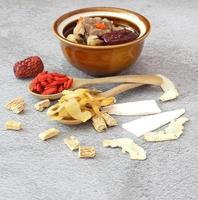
[101,29,139,45]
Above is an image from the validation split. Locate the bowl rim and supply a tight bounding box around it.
[52,7,151,49]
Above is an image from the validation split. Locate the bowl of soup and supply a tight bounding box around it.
[53,7,151,76]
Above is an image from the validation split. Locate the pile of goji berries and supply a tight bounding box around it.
[31,71,73,95]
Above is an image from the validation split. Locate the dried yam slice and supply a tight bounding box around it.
[144,116,189,142]
[103,138,146,160]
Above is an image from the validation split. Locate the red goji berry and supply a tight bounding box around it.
[32,83,37,92]
[58,85,64,93]
[57,79,68,84]
[46,73,53,79]
[63,81,68,89]
[42,87,57,95]
[32,77,38,84]
[46,77,53,83]
[36,71,47,79]
[95,22,107,30]
[48,81,59,86]
[40,81,48,86]
[65,79,73,89]
[32,72,72,94]
[38,74,49,82]
[54,76,68,81]
[51,72,65,77]
[36,83,42,93]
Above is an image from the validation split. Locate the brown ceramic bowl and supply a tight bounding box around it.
[52,7,151,76]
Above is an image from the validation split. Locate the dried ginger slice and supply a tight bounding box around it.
[144,116,189,142]
[103,138,146,160]
[61,89,88,100]
[47,103,70,120]
[65,98,92,122]
[57,104,71,119]
[158,74,179,102]
[100,97,116,107]
[48,88,116,123]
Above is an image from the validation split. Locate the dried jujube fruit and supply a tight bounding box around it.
[101,29,139,45]
[13,56,44,78]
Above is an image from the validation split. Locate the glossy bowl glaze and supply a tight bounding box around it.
[53,7,151,76]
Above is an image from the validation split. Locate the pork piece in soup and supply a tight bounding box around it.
[65,17,140,46]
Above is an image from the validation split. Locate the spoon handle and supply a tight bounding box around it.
[75,75,162,89]
[98,83,143,97]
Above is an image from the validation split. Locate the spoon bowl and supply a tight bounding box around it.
[59,118,82,125]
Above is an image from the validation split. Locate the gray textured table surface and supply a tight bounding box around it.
[0,0,198,200]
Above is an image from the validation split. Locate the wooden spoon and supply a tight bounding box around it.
[28,74,162,100]
[58,83,143,125]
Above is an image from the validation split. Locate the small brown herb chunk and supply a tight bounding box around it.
[92,116,107,132]
[78,146,96,158]
[39,128,59,141]
[102,113,118,127]
[6,97,25,114]
[5,120,22,131]
[34,99,50,111]
[64,136,80,151]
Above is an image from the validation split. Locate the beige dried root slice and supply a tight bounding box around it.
[65,98,92,122]
[64,136,80,151]
[6,96,25,114]
[79,146,96,158]
[158,74,179,102]
[5,120,22,131]
[34,99,50,111]
[103,138,146,160]
[102,113,118,127]
[47,103,70,121]
[144,116,189,142]
[92,116,107,132]
[39,128,60,141]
